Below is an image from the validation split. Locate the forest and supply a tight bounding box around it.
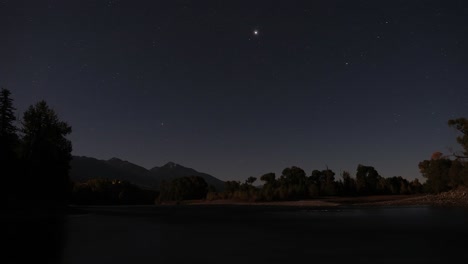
[1,88,467,206]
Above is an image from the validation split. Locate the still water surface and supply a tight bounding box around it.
[6,205,468,263]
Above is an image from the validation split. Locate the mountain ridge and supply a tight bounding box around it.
[70,156,225,191]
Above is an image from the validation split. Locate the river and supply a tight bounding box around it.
[5,205,468,264]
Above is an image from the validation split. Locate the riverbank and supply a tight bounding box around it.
[161,187,468,208]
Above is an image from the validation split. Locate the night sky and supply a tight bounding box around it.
[1,0,467,182]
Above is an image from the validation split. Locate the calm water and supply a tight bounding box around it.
[4,205,468,264]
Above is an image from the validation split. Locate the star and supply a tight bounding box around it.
[253,30,259,35]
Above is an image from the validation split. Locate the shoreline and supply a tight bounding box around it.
[161,188,468,208]
[6,188,468,216]
[165,195,419,208]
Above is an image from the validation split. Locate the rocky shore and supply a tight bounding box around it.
[356,186,468,207]
[181,187,468,208]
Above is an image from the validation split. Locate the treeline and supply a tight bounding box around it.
[69,176,208,205]
[155,165,423,203]
[205,165,423,202]
[103,164,422,204]
[169,118,468,202]
[157,176,210,203]
[71,179,157,205]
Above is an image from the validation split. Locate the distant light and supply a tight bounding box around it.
[253,30,259,35]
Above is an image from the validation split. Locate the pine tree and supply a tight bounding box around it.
[0,88,18,204]
[0,88,17,139]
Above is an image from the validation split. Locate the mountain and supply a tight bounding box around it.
[106,157,150,177]
[150,161,225,191]
[70,156,225,191]
[70,156,156,188]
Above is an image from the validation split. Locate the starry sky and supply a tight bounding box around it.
[1,0,467,182]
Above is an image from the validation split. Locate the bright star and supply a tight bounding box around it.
[253,30,258,35]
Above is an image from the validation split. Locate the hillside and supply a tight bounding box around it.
[150,162,225,191]
[70,156,225,191]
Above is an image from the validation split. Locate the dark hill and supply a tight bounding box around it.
[106,157,150,177]
[70,156,156,189]
[150,161,225,191]
[70,156,225,191]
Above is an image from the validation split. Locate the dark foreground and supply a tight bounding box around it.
[3,205,468,264]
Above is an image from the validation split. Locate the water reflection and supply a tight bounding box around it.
[3,209,67,264]
[5,206,468,264]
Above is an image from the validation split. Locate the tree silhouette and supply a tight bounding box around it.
[321,169,337,195]
[0,88,19,204]
[260,173,276,185]
[259,172,276,200]
[431,151,444,160]
[159,176,208,201]
[448,118,468,158]
[245,176,257,185]
[418,158,451,193]
[340,171,356,196]
[278,166,307,200]
[21,100,72,205]
[0,88,17,138]
[417,118,468,193]
[356,164,382,195]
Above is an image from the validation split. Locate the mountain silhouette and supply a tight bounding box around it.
[70,156,225,191]
[106,157,152,178]
[150,161,225,190]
